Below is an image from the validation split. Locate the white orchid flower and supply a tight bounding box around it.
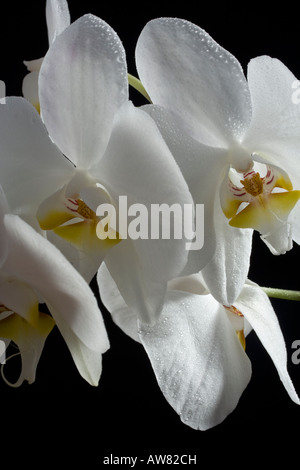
[98,262,299,430]
[0,187,109,387]
[135,18,300,305]
[0,14,193,325]
[22,0,70,111]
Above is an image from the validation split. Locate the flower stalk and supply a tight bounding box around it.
[262,287,300,301]
[128,73,151,102]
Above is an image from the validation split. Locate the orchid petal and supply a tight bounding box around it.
[46,231,102,283]
[142,104,228,275]
[23,58,43,73]
[98,102,193,282]
[167,272,209,296]
[202,193,253,305]
[236,281,300,404]
[95,102,193,323]
[0,97,74,216]
[136,18,252,148]
[2,214,109,385]
[139,290,251,430]
[39,14,128,169]
[97,263,141,343]
[46,304,103,385]
[290,203,300,245]
[22,71,40,112]
[0,187,8,268]
[261,223,293,255]
[46,0,70,44]
[0,279,39,326]
[244,56,300,190]
[102,240,168,325]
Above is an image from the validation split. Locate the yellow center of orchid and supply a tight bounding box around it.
[241,172,263,197]
[73,199,96,220]
[37,185,121,257]
[220,165,300,233]
[65,197,97,221]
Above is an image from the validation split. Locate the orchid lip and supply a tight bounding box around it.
[220,163,300,237]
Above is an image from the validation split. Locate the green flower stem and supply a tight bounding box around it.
[128,74,151,102]
[262,287,300,301]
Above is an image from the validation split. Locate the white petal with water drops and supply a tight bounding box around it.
[139,290,251,430]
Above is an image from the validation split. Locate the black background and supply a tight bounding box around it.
[1,0,300,466]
